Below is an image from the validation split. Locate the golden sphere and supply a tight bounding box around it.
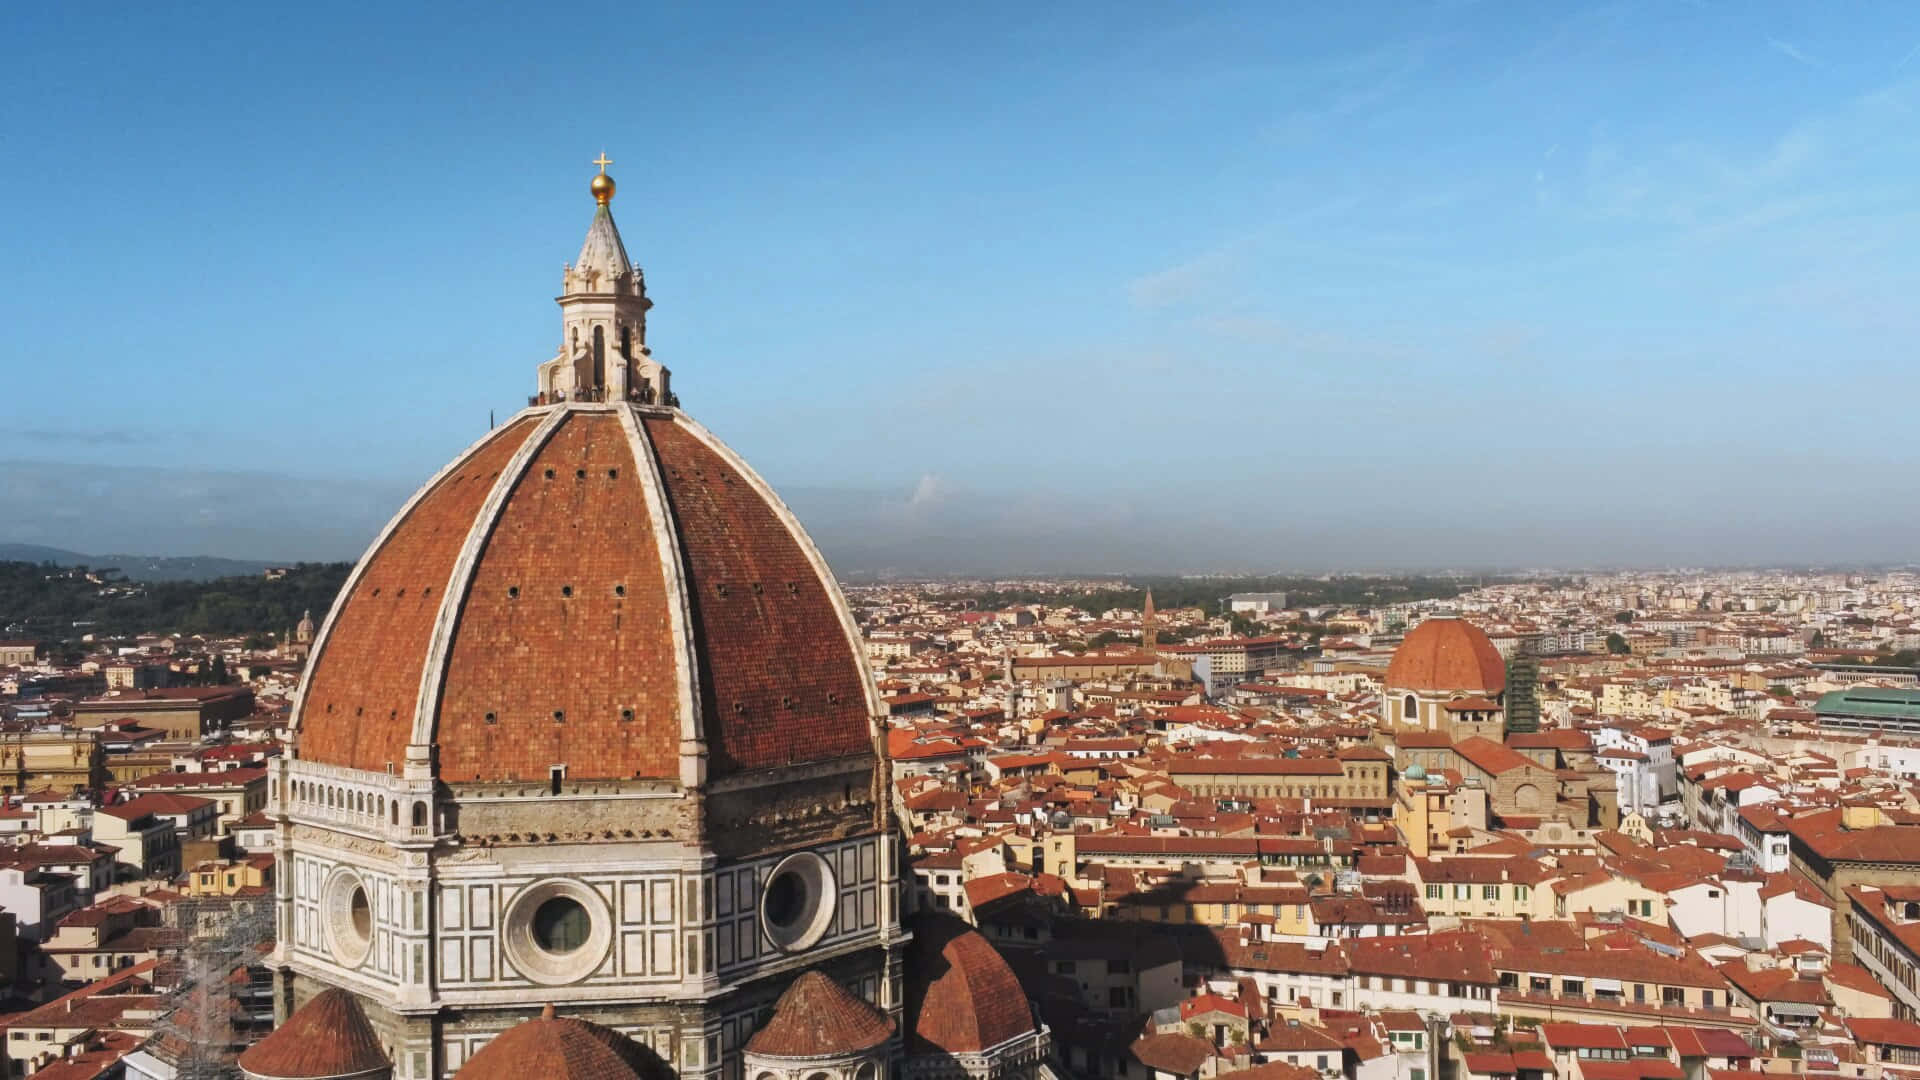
[591,172,616,204]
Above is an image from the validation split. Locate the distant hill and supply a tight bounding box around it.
[0,559,351,643]
[0,544,279,583]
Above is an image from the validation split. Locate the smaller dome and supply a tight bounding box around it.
[1405,762,1428,781]
[238,989,388,1080]
[908,920,1038,1055]
[455,1005,666,1080]
[746,971,894,1058]
[1386,616,1506,694]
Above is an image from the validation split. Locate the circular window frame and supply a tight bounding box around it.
[760,851,838,954]
[502,878,612,986]
[322,868,374,969]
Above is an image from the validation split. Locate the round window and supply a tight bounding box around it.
[760,852,837,953]
[764,872,805,930]
[532,896,590,954]
[322,869,374,969]
[501,879,611,986]
[350,885,371,939]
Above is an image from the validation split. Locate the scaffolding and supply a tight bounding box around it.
[149,894,277,1080]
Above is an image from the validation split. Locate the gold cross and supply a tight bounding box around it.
[593,152,613,174]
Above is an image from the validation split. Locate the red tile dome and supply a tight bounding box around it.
[745,971,894,1058]
[908,922,1037,1055]
[293,406,879,782]
[454,1006,667,1080]
[1385,616,1506,694]
[237,988,389,1080]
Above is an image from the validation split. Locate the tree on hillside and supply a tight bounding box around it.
[1605,632,1630,655]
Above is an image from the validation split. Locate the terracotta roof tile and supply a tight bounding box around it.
[644,416,873,775]
[295,407,880,785]
[435,412,681,782]
[236,988,388,1079]
[908,921,1038,1054]
[744,971,894,1058]
[454,1005,665,1080]
[298,416,540,771]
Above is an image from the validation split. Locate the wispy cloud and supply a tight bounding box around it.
[10,427,155,447]
[1127,249,1240,309]
[906,473,942,509]
[1767,36,1820,68]
[1268,35,1448,139]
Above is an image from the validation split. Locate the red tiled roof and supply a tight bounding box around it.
[432,413,683,782]
[108,792,214,818]
[1541,1023,1627,1050]
[237,988,389,1079]
[744,971,894,1058]
[130,768,269,789]
[1847,1018,1920,1049]
[909,925,1037,1054]
[1130,1033,1212,1075]
[1180,992,1247,1020]
[1454,737,1545,777]
[453,1005,660,1080]
[298,415,541,771]
[295,409,878,784]
[641,416,873,776]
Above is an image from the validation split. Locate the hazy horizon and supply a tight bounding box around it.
[2,455,1914,578]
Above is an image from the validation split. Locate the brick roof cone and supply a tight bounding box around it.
[1385,615,1507,693]
[907,918,1038,1054]
[237,988,390,1080]
[745,971,895,1058]
[454,1007,669,1080]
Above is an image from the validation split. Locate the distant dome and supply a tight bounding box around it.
[1404,762,1427,781]
[1386,617,1506,694]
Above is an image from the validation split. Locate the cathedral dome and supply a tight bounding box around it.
[273,164,901,1080]
[292,405,878,782]
[1385,616,1506,694]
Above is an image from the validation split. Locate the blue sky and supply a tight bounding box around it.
[3,2,1918,570]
